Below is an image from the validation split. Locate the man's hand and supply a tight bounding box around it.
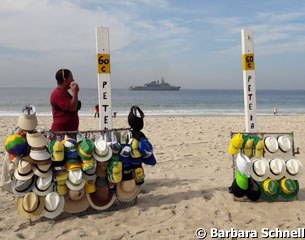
[70,82,79,95]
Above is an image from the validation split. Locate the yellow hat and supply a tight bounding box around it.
[53,141,64,161]
[56,181,68,196]
[255,140,264,158]
[243,138,254,157]
[66,161,81,171]
[85,178,96,194]
[130,139,142,158]
[54,172,68,182]
[134,167,145,185]
[228,133,244,155]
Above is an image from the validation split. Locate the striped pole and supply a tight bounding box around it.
[95,26,112,130]
[241,29,257,132]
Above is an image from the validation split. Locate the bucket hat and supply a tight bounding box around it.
[228,179,246,198]
[4,134,28,156]
[18,104,38,131]
[235,153,251,177]
[249,157,270,182]
[128,105,145,131]
[87,177,116,210]
[264,136,278,154]
[77,139,94,160]
[32,175,54,196]
[12,176,36,196]
[14,159,34,180]
[228,133,244,155]
[64,189,90,213]
[65,169,85,190]
[245,177,261,201]
[26,132,47,148]
[268,158,286,180]
[279,178,299,200]
[43,192,65,219]
[260,178,280,201]
[16,192,45,219]
[93,138,112,162]
[278,135,292,152]
[285,159,303,180]
[107,155,123,183]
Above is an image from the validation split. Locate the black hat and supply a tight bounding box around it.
[228,179,246,198]
[128,106,145,131]
[245,177,261,201]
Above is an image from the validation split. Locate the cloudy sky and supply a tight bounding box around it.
[1,0,305,90]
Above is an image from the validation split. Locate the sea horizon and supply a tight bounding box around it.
[1,88,305,117]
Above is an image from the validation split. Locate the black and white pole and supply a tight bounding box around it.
[96,26,112,130]
[241,29,257,132]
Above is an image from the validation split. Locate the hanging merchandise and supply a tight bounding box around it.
[228,132,302,202]
[0,104,157,221]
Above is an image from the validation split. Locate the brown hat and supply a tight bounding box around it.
[87,177,116,210]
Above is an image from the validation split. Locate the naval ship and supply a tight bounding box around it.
[129,77,181,91]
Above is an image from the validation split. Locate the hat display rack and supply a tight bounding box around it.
[228,131,302,202]
[1,105,157,222]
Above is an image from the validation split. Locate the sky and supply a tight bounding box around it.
[1,0,305,90]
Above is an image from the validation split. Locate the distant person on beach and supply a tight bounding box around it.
[94,104,99,118]
[273,106,278,116]
[112,111,117,118]
[50,69,81,131]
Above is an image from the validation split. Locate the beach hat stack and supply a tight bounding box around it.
[229,133,302,202]
[4,105,156,220]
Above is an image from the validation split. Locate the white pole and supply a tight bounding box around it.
[241,29,257,132]
[95,26,112,130]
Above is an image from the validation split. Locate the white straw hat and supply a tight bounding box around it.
[278,135,291,152]
[264,136,278,153]
[43,192,65,219]
[268,158,286,180]
[249,157,270,182]
[285,159,303,180]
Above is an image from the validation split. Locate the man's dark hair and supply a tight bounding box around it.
[55,69,71,85]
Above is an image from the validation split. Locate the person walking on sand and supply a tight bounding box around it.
[50,69,81,131]
[273,106,278,116]
[94,104,99,118]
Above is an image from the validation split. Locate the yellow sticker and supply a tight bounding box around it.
[242,53,255,70]
[97,54,111,74]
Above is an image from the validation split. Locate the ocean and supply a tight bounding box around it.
[0,88,304,116]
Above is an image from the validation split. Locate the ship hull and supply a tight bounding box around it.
[129,86,180,91]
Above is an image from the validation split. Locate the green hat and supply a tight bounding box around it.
[77,139,94,160]
[260,178,280,201]
[280,178,299,200]
[235,170,249,190]
[107,155,122,183]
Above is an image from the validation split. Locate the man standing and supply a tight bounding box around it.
[50,69,81,131]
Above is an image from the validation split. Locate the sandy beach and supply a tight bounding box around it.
[1,115,305,239]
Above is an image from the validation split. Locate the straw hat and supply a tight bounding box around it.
[264,136,278,154]
[235,153,251,177]
[64,189,90,213]
[65,169,85,190]
[93,138,112,162]
[116,179,141,202]
[278,135,292,152]
[87,177,116,210]
[268,158,286,180]
[16,192,45,219]
[285,159,303,180]
[11,176,36,196]
[32,162,52,177]
[43,192,65,219]
[32,175,54,196]
[249,158,270,182]
[18,104,38,131]
[14,159,34,181]
[26,132,47,148]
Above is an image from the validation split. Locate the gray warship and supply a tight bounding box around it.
[129,77,181,91]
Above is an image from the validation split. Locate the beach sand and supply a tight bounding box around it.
[1,115,305,239]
